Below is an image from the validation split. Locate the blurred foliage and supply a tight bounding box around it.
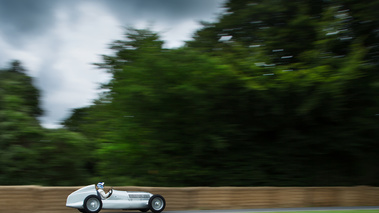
[65,0,379,186]
[0,61,90,185]
[2,0,379,186]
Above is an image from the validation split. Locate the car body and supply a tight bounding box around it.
[66,184,166,213]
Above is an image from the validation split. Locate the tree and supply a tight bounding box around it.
[81,28,253,186]
[187,0,379,186]
[36,129,90,185]
[0,60,92,185]
[0,61,44,184]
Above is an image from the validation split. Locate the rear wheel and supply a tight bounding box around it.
[83,195,102,213]
[148,194,165,213]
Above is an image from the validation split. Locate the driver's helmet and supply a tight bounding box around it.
[97,182,105,189]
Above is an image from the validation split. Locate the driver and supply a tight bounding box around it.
[97,182,111,199]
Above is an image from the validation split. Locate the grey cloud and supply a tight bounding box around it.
[0,0,227,128]
[100,0,225,23]
[0,0,59,46]
[0,0,225,46]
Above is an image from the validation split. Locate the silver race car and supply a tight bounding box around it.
[66,184,166,213]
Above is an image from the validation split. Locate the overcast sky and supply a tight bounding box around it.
[0,0,227,128]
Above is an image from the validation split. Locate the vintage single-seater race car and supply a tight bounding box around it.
[66,184,166,213]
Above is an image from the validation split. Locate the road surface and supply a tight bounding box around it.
[102,206,379,213]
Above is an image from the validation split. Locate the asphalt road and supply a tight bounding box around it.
[166,206,379,213]
[101,206,379,213]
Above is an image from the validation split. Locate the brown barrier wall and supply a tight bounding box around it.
[0,186,378,213]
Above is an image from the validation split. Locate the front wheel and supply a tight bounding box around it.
[83,195,102,213]
[148,194,166,213]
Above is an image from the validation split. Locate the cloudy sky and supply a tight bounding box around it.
[0,0,227,128]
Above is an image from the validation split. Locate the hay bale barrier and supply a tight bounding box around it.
[0,186,378,213]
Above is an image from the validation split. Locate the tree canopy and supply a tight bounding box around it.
[65,0,379,186]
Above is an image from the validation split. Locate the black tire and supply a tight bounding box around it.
[83,195,102,213]
[148,194,166,213]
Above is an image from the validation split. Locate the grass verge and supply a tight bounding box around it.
[261,211,379,213]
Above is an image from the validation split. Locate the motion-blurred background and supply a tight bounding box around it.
[0,0,379,187]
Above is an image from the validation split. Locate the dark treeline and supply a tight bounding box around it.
[1,0,379,186]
